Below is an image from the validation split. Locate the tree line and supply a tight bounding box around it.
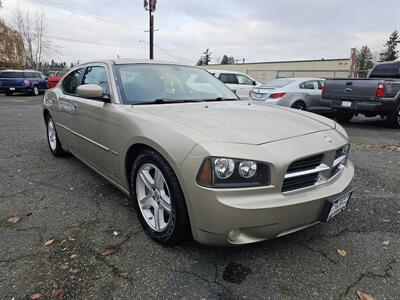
[356,30,399,74]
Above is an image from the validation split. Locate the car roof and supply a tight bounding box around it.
[272,77,324,81]
[78,59,192,67]
[0,70,40,73]
[206,69,249,76]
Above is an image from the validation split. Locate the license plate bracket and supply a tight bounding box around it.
[320,187,353,222]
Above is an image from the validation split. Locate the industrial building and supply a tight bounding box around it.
[206,52,356,83]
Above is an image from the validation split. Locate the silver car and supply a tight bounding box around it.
[43,60,354,246]
[250,77,325,111]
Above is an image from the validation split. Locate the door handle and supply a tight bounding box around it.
[72,103,78,110]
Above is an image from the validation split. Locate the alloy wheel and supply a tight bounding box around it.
[136,163,172,232]
[47,118,57,151]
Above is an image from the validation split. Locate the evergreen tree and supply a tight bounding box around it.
[221,54,235,64]
[196,48,212,66]
[356,45,374,71]
[379,30,399,61]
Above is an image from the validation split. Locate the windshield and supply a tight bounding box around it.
[261,79,294,88]
[115,64,238,104]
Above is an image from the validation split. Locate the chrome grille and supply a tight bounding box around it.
[282,146,348,193]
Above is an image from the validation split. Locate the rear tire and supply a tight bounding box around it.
[335,112,354,123]
[386,104,400,129]
[130,149,190,246]
[46,115,68,157]
[291,101,306,110]
[32,85,39,96]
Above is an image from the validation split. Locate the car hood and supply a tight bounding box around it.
[130,101,335,145]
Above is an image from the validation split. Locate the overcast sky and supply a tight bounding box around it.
[1,0,399,65]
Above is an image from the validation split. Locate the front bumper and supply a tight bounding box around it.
[179,130,354,246]
[320,98,398,113]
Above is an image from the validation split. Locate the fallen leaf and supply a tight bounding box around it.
[7,216,20,224]
[61,247,68,251]
[60,239,68,245]
[383,240,391,246]
[337,249,348,257]
[382,219,391,223]
[68,223,79,229]
[31,292,42,299]
[357,290,374,300]
[102,248,114,256]
[113,231,119,236]
[51,288,65,297]
[70,268,80,274]
[70,254,79,259]
[44,239,55,246]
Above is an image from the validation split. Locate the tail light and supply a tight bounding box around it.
[24,79,30,86]
[321,83,325,95]
[376,83,385,97]
[269,93,286,99]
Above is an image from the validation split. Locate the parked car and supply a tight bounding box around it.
[249,77,329,112]
[0,70,48,96]
[321,60,400,128]
[48,70,66,88]
[43,60,354,246]
[208,69,260,99]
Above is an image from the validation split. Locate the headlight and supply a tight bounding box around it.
[214,158,234,179]
[197,157,269,188]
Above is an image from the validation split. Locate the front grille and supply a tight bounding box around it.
[282,154,324,192]
[282,173,319,193]
[330,164,341,177]
[286,154,323,173]
[335,147,345,159]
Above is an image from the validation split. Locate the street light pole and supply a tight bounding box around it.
[144,0,157,60]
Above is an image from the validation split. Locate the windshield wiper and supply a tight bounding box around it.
[203,97,238,102]
[135,98,203,105]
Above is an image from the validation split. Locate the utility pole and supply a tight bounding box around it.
[144,0,157,59]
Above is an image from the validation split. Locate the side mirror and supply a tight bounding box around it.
[252,80,257,86]
[77,84,104,99]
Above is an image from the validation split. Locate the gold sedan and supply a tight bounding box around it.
[43,60,354,246]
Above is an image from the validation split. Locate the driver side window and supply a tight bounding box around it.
[81,66,109,95]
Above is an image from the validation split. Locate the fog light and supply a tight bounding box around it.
[214,158,234,179]
[228,229,240,241]
[238,161,257,178]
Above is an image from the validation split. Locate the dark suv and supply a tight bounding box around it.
[0,70,48,96]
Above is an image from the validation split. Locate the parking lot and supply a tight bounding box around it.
[0,94,399,299]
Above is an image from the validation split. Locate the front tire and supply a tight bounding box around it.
[386,104,400,129]
[46,115,67,157]
[5,92,13,96]
[130,149,190,246]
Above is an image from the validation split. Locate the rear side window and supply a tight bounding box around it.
[24,72,41,79]
[0,72,22,78]
[219,73,238,84]
[300,81,318,89]
[81,66,109,94]
[62,69,83,94]
[369,63,400,78]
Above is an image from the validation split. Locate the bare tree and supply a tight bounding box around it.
[12,7,54,68]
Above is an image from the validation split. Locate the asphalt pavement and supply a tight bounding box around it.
[0,94,399,300]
